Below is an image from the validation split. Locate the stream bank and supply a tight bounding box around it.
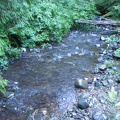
[0,26,120,120]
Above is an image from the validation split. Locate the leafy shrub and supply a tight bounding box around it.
[104,60,115,68]
[95,0,120,20]
[116,69,120,76]
[114,48,120,58]
[105,35,118,43]
[0,79,8,93]
[0,0,97,68]
[0,37,22,69]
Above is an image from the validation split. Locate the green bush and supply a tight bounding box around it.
[0,79,8,93]
[105,35,118,43]
[114,48,120,58]
[95,0,120,20]
[0,0,97,68]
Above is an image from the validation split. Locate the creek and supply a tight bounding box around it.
[1,29,107,120]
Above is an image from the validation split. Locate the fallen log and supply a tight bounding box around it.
[100,30,120,35]
[77,19,120,26]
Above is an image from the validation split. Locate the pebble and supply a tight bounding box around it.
[100,36,106,41]
[4,91,14,99]
[94,81,101,87]
[88,79,93,84]
[67,53,72,57]
[115,114,120,120]
[101,80,108,86]
[21,48,27,52]
[118,90,120,98]
[98,64,107,71]
[95,44,100,47]
[116,76,120,83]
[77,95,89,109]
[92,110,107,120]
[98,57,104,62]
[6,105,18,114]
[75,79,88,89]
[107,79,114,84]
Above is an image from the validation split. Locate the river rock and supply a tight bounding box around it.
[98,64,107,71]
[77,95,89,109]
[21,48,27,52]
[101,80,108,86]
[75,79,88,89]
[4,91,14,99]
[118,90,120,98]
[115,114,120,120]
[100,36,106,41]
[6,81,19,91]
[98,57,104,62]
[116,76,120,83]
[95,44,100,47]
[6,105,18,114]
[107,79,114,84]
[94,81,101,87]
[88,78,93,84]
[92,110,107,120]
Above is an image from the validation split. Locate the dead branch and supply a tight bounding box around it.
[77,19,120,26]
[100,30,120,35]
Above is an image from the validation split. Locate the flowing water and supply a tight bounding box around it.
[1,30,105,120]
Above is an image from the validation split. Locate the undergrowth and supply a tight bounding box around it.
[0,0,97,69]
[95,0,120,20]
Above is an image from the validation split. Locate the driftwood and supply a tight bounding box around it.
[77,19,120,35]
[100,30,120,35]
[77,19,120,26]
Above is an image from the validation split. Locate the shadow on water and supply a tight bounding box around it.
[1,30,104,119]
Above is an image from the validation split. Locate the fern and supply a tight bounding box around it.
[0,79,8,93]
[95,0,120,20]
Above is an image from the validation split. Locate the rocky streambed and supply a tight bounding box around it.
[0,26,120,120]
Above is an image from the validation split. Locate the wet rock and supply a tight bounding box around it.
[94,81,101,87]
[116,76,120,83]
[95,44,100,47]
[92,110,107,120]
[88,79,93,84]
[118,90,120,98]
[101,80,108,86]
[103,50,107,55]
[73,114,83,119]
[5,105,18,114]
[113,54,120,59]
[77,95,89,109]
[75,79,88,89]
[115,114,120,120]
[21,48,27,52]
[100,36,106,41]
[67,53,72,57]
[6,81,19,91]
[107,79,114,84]
[113,67,117,70]
[99,98,105,104]
[108,114,115,120]
[92,67,99,74]
[89,97,99,107]
[98,57,104,62]
[4,91,14,99]
[75,46,79,50]
[115,102,120,107]
[98,64,107,71]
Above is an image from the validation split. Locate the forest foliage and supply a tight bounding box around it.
[0,0,120,70]
[0,0,97,69]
